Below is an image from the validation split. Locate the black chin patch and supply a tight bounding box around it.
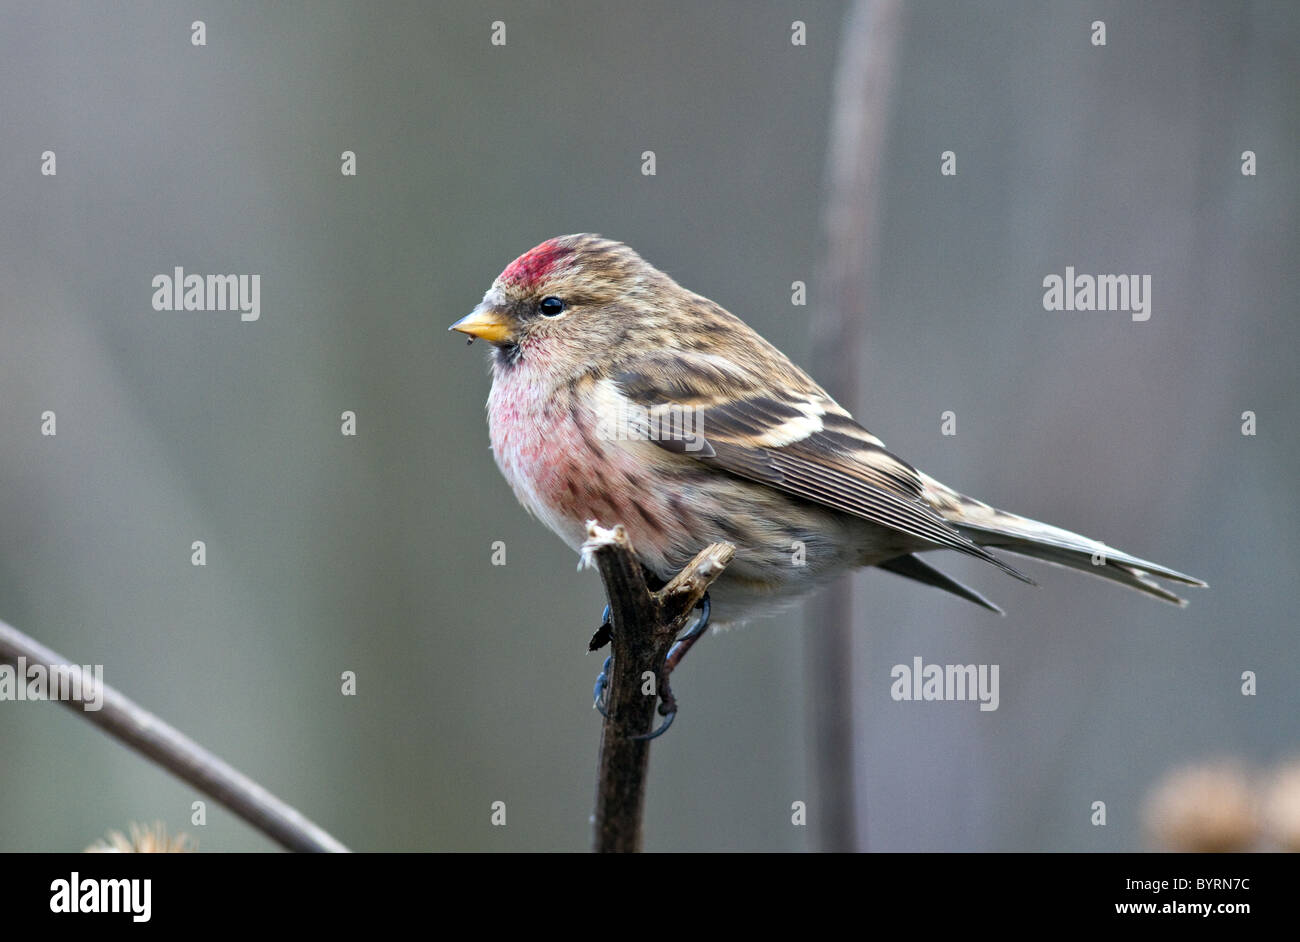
[493,343,522,367]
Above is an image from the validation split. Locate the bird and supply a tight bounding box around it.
[451,234,1205,684]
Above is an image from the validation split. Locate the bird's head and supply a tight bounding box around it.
[450,234,679,370]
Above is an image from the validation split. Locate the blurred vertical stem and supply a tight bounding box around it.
[807,0,905,853]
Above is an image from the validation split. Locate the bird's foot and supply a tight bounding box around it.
[590,593,710,740]
[592,654,613,718]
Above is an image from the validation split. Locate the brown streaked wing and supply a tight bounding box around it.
[612,356,1033,582]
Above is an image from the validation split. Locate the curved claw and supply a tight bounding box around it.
[666,592,711,673]
[592,654,612,717]
[630,709,676,740]
[680,594,710,642]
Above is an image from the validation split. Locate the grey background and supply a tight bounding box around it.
[0,0,1295,852]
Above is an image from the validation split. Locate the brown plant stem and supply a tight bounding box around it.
[0,617,349,853]
[583,522,734,853]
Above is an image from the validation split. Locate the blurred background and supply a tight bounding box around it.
[0,0,1296,852]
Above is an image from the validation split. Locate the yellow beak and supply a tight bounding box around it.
[449,307,513,344]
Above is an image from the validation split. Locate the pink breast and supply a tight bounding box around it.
[488,380,665,544]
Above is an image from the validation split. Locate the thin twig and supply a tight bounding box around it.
[581,522,734,853]
[808,0,905,852]
[0,618,349,853]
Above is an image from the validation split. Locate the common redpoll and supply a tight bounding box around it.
[452,234,1205,629]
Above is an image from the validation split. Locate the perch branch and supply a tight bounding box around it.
[0,617,349,853]
[581,522,734,853]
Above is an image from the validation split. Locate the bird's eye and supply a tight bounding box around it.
[538,296,565,317]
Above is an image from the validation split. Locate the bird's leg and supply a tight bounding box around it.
[591,592,712,739]
[630,592,711,741]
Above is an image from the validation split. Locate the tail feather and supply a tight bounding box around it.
[878,554,1005,614]
[955,520,1202,606]
[921,475,1207,606]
